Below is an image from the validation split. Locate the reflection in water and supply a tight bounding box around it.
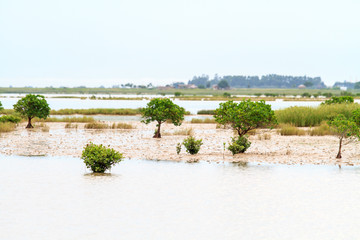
[1,155,360,239]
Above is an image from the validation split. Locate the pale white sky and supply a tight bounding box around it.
[0,0,359,87]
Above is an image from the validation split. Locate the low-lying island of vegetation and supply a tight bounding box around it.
[1,95,360,166]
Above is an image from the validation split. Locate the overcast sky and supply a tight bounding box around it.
[0,0,359,87]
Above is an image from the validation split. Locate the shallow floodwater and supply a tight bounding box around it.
[1,155,360,239]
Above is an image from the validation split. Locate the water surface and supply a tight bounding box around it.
[1,155,360,239]
[0,97,322,113]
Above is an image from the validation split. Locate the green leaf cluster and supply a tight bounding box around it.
[13,94,50,120]
[328,114,360,139]
[81,142,123,173]
[141,98,185,126]
[214,99,277,137]
[182,136,203,155]
[0,101,3,111]
[0,115,22,123]
[227,136,251,155]
[322,96,354,105]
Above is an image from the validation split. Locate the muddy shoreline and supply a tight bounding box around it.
[1,122,359,166]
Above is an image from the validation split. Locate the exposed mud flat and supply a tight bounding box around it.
[1,122,360,166]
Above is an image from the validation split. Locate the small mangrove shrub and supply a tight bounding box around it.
[81,142,123,173]
[176,143,181,154]
[228,136,251,155]
[322,96,354,105]
[182,136,203,155]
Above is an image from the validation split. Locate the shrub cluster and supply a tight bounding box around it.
[181,136,203,155]
[322,96,354,105]
[0,115,22,123]
[227,136,251,155]
[81,142,123,173]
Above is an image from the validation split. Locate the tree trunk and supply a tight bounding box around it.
[336,137,342,159]
[26,117,34,128]
[153,122,161,138]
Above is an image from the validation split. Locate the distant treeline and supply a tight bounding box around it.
[188,74,326,89]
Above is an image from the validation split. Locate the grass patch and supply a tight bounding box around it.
[0,122,16,132]
[190,118,216,123]
[34,116,95,123]
[275,103,360,127]
[257,133,271,140]
[278,124,306,136]
[50,108,141,115]
[65,123,78,129]
[35,122,50,132]
[197,110,215,115]
[308,122,335,136]
[111,122,134,129]
[84,122,110,129]
[173,128,194,136]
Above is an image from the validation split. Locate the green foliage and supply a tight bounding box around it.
[81,142,123,173]
[0,115,22,123]
[322,96,354,105]
[303,81,314,87]
[354,82,360,89]
[182,136,203,155]
[223,92,231,98]
[214,99,277,137]
[174,92,182,97]
[351,108,360,126]
[328,114,360,158]
[340,91,353,96]
[301,92,310,98]
[275,104,360,127]
[0,101,3,111]
[13,94,50,128]
[197,109,215,115]
[323,92,333,98]
[141,98,185,138]
[217,80,230,89]
[227,136,251,155]
[176,143,181,154]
